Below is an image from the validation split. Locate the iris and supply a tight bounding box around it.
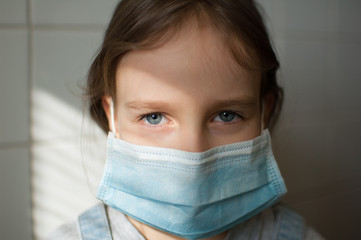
[146,113,163,125]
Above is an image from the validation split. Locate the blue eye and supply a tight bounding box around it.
[214,111,238,122]
[145,113,164,125]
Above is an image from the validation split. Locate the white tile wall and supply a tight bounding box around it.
[0,30,29,144]
[31,0,119,26]
[29,1,119,239]
[32,30,103,141]
[0,147,32,240]
[0,1,31,239]
[30,18,112,240]
[32,139,101,239]
[0,0,27,25]
[284,0,329,32]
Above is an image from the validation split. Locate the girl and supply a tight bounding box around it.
[50,0,323,239]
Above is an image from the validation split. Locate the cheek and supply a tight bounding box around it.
[204,107,263,148]
[242,118,263,139]
[212,119,263,146]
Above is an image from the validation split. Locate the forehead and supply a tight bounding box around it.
[115,20,261,105]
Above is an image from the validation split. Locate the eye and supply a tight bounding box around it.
[141,113,167,125]
[213,111,241,123]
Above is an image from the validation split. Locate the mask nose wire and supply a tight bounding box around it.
[110,100,116,134]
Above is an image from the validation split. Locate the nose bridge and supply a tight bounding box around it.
[178,122,209,153]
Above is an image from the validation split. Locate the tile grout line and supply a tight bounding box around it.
[26,0,35,239]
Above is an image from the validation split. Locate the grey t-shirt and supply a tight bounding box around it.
[48,205,324,240]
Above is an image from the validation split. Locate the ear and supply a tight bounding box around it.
[102,96,115,132]
[262,93,275,129]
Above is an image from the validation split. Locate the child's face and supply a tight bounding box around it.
[106,21,263,152]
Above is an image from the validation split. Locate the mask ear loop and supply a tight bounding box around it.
[110,100,116,134]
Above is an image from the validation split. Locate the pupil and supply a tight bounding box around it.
[220,112,235,122]
[146,114,162,124]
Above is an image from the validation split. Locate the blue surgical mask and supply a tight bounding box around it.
[97,124,287,239]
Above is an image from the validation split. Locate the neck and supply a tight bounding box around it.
[127,216,228,240]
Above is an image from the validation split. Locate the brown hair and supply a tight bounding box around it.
[85,0,283,133]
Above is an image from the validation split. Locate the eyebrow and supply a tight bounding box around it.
[125,97,257,111]
[210,98,258,109]
[125,100,173,111]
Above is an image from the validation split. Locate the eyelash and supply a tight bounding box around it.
[138,112,167,124]
[138,111,244,125]
[212,111,244,123]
